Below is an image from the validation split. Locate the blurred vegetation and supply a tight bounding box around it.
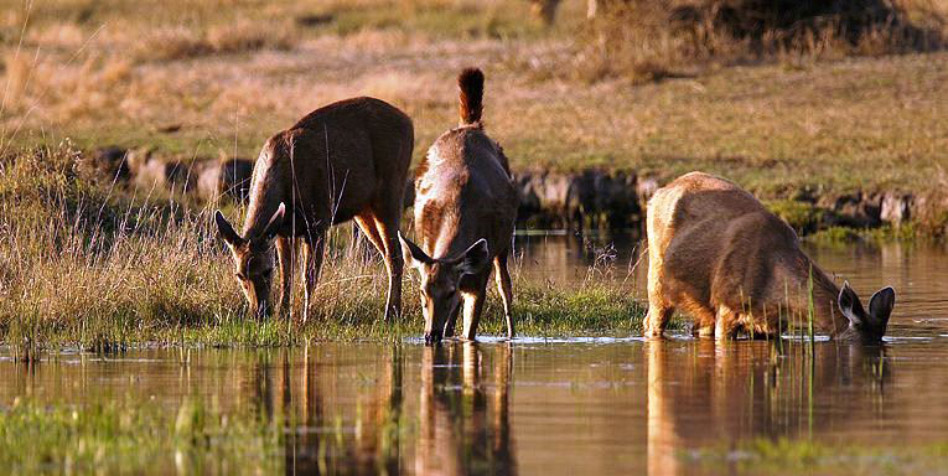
[764,199,829,235]
[576,0,945,82]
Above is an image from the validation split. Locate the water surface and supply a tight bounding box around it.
[517,234,948,335]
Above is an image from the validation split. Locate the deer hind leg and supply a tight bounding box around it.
[301,230,326,324]
[354,214,385,255]
[644,302,675,339]
[275,235,295,318]
[675,295,716,339]
[371,211,404,323]
[494,251,515,340]
[643,246,677,338]
[353,213,394,319]
[644,276,674,339]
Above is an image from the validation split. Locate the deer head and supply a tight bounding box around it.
[214,203,285,318]
[399,233,490,345]
[836,282,896,343]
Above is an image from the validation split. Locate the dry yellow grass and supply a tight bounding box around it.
[574,0,947,82]
[0,0,945,197]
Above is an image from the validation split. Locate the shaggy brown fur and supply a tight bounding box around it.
[215,97,414,321]
[400,68,518,344]
[644,172,895,343]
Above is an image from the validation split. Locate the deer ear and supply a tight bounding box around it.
[838,281,867,327]
[399,232,432,269]
[259,203,285,240]
[867,286,895,333]
[457,239,490,276]
[215,210,243,246]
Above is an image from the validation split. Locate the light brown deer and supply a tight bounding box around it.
[399,68,518,345]
[215,97,414,321]
[644,172,895,343]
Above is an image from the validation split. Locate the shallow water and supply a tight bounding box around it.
[2,237,948,474]
[517,234,948,335]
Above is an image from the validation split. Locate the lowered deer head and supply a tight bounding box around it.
[215,203,285,318]
[399,233,491,344]
[836,281,895,343]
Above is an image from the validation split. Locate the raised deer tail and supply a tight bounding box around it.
[458,67,484,126]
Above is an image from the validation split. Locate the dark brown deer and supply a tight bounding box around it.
[400,68,519,345]
[215,97,414,321]
[644,172,896,343]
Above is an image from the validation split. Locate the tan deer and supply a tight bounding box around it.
[399,68,518,345]
[644,172,895,343]
[215,97,414,321]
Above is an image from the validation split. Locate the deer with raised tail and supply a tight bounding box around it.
[644,172,896,343]
[400,68,519,345]
[215,97,414,322]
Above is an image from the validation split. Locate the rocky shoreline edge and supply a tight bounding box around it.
[87,147,946,239]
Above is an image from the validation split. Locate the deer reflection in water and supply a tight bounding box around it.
[646,340,889,474]
[416,342,516,475]
[240,347,404,474]
[240,344,515,474]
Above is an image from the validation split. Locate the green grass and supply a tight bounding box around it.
[805,223,923,244]
[0,396,285,474]
[764,199,829,235]
[689,437,948,475]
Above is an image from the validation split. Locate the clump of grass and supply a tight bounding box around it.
[765,199,828,235]
[0,144,239,349]
[206,22,296,55]
[807,226,863,244]
[0,397,284,474]
[490,282,645,335]
[807,223,921,244]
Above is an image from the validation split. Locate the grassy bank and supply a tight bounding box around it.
[0,147,644,352]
